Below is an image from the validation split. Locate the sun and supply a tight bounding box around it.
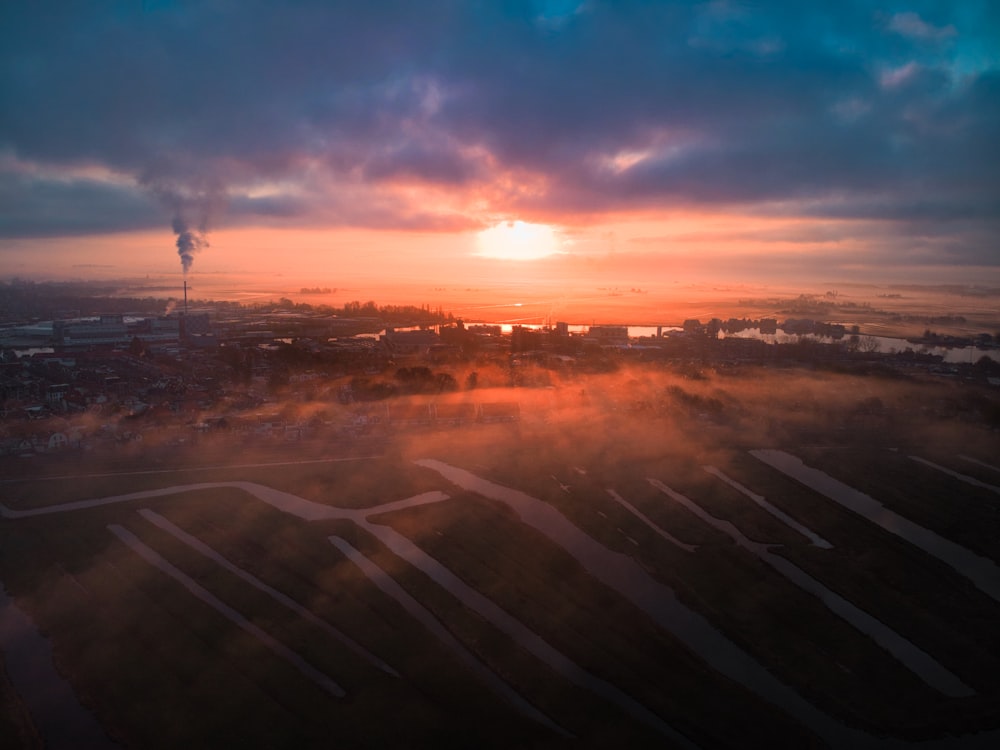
[475,220,561,260]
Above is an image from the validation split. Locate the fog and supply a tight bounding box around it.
[3,358,1000,748]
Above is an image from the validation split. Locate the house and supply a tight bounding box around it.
[47,431,69,451]
[46,383,70,407]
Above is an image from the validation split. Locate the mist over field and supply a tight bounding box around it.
[3,351,1000,748]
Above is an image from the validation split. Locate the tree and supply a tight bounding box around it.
[859,335,880,353]
[974,355,999,374]
[435,372,458,392]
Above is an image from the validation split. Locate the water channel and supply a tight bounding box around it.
[415,458,871,748]
[8,468,1000,747]
[750,450,1000,605]
[0,583,117,749]
[647,479,973,697]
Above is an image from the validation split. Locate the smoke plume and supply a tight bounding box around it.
[171,213,209,274]
[143,175,225,275]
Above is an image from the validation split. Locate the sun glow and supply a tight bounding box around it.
[475,221,561,260]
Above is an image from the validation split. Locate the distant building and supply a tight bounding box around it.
[382,328,441,357]
[682,319,703,334]
[782,318,816,335]
[180,312,212,337]
[54,315,129,349]
[467,324,502,336]
[588,325,627,339]
[128,316,180,344]
[587,326,628,346]
[511,326,547,352]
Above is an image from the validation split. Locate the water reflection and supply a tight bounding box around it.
[647,479,973,697]
[416,458,869,748]
[0,583,117,749]
[751,450,1000,605]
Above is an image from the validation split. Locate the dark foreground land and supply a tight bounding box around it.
[2,364,1000,749]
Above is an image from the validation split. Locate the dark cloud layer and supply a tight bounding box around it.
[0,1,997,270]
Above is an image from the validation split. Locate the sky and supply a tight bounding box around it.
[1,1,998,289]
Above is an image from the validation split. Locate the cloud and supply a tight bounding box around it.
[887,12,957,42]
[879,61,922,89]
[0,169,161,237]
[0,1,997,273]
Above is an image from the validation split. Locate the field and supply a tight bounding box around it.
[2,365,1000,749]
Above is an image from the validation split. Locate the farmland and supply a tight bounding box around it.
[2,365,1000,749]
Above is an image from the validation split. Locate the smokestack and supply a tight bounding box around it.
[183,280,188,315]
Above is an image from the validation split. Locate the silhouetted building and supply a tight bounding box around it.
[181,312,212,337]
[682,319,703,334]
[588,326,628,346]
[511,326,545,352]
[382,328,441,357]
[128,316,180,343]
[54,315,129,349]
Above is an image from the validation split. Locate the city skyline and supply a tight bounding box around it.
[2,2,998,287]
